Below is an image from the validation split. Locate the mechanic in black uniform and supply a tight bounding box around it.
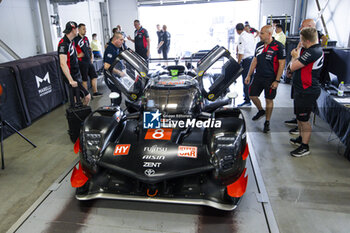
[284,19,328,134]
[158,25,171,65]
[156,24,164,59]
[74,23,102,97]
[103,32,126,105]
[127,20,150,61]
[58,21,90,106]
[245,25,286,133]
[289,27,324,157]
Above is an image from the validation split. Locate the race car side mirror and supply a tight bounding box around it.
[109,92,120,106]
[226,91,238,107]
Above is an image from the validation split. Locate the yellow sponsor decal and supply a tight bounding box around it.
[140,72,146,77]
[131,94,137,99]
[208,94,214,99]
[198,71,204,77]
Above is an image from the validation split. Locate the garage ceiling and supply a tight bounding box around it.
[137,0,241,7]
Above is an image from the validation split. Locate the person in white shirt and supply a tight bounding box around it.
[274,24,286,46]
[236,23,256,107]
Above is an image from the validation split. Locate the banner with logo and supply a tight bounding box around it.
[16,55,64,121]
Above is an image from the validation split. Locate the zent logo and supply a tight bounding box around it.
[145,128,172,140]
[143,110,161,129]
[113,144,131,155]
[178,146,197,158]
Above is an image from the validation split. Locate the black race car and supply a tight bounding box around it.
[71,46,249,211]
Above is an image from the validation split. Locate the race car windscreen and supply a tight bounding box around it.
[144,88,198,115]
[201,56,229,93]
[107,49,149,100]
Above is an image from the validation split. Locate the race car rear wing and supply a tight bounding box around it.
[197,46,243,101]
[106,48,149,101]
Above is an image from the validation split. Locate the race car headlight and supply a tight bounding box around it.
[84,132,103,161]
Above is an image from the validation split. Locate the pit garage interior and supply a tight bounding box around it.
[1,0,350,233]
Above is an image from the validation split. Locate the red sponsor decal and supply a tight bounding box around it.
[178,146,197,158]
[145,128,172,140]
[113,144,131,155]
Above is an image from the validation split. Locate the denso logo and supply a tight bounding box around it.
[143,145,168,153]
[114,144,130,155]
[178,146,197,158]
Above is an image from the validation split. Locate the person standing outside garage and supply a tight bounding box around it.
[74,23,102,97]
[91,33,102,59]
[127,20,150,61]
[236,23,255,107]
[158,25,171,65]
[245,25,286,133]
[103,32,126,105]
[289,27,323,157]
[156,24,164,59]
[58,21,90,106]
[274,24,286,46]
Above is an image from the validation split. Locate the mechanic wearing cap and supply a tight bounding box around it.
[236,23,255,107]
[58,21,91,106]
[289,27,323,157]
[245,25,286,133]
[103,32,126,105]
[74,23,103,98]
[127,20,150,61]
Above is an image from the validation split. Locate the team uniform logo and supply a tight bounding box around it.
[143,110,161,128]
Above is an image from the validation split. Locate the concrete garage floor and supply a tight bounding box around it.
[1,80,350,233]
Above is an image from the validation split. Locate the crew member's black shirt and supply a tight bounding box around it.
[134,27,149,54]
[58,35,81,81]
[162,31,171,48]
[292,44,323,94]
[103,41,123,71]
[74,34,91,63]
[254,39,286,78]
[157,30,164,44]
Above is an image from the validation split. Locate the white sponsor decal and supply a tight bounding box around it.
[35,72,52,97]
[144,169,155,176]
[143,162,161,168]
[142,155,165,160]
[143,145,168,153]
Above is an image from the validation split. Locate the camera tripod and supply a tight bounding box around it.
[0,115,36,169]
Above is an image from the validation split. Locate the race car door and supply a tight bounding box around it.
[105,48,149,101]
[196,46,243,101]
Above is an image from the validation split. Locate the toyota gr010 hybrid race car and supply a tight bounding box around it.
[71,46,250,211]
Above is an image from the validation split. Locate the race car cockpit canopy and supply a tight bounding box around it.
[105,48,149,101]
[196,46,243,101]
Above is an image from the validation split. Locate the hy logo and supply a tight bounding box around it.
[143,110,161,129]
[35,72,50,88]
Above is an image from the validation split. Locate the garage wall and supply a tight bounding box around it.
[0,0,40,62]
[259,0,296,30]
[57,1,102,44]
[108,0,138,50]
[306,0,350,47]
